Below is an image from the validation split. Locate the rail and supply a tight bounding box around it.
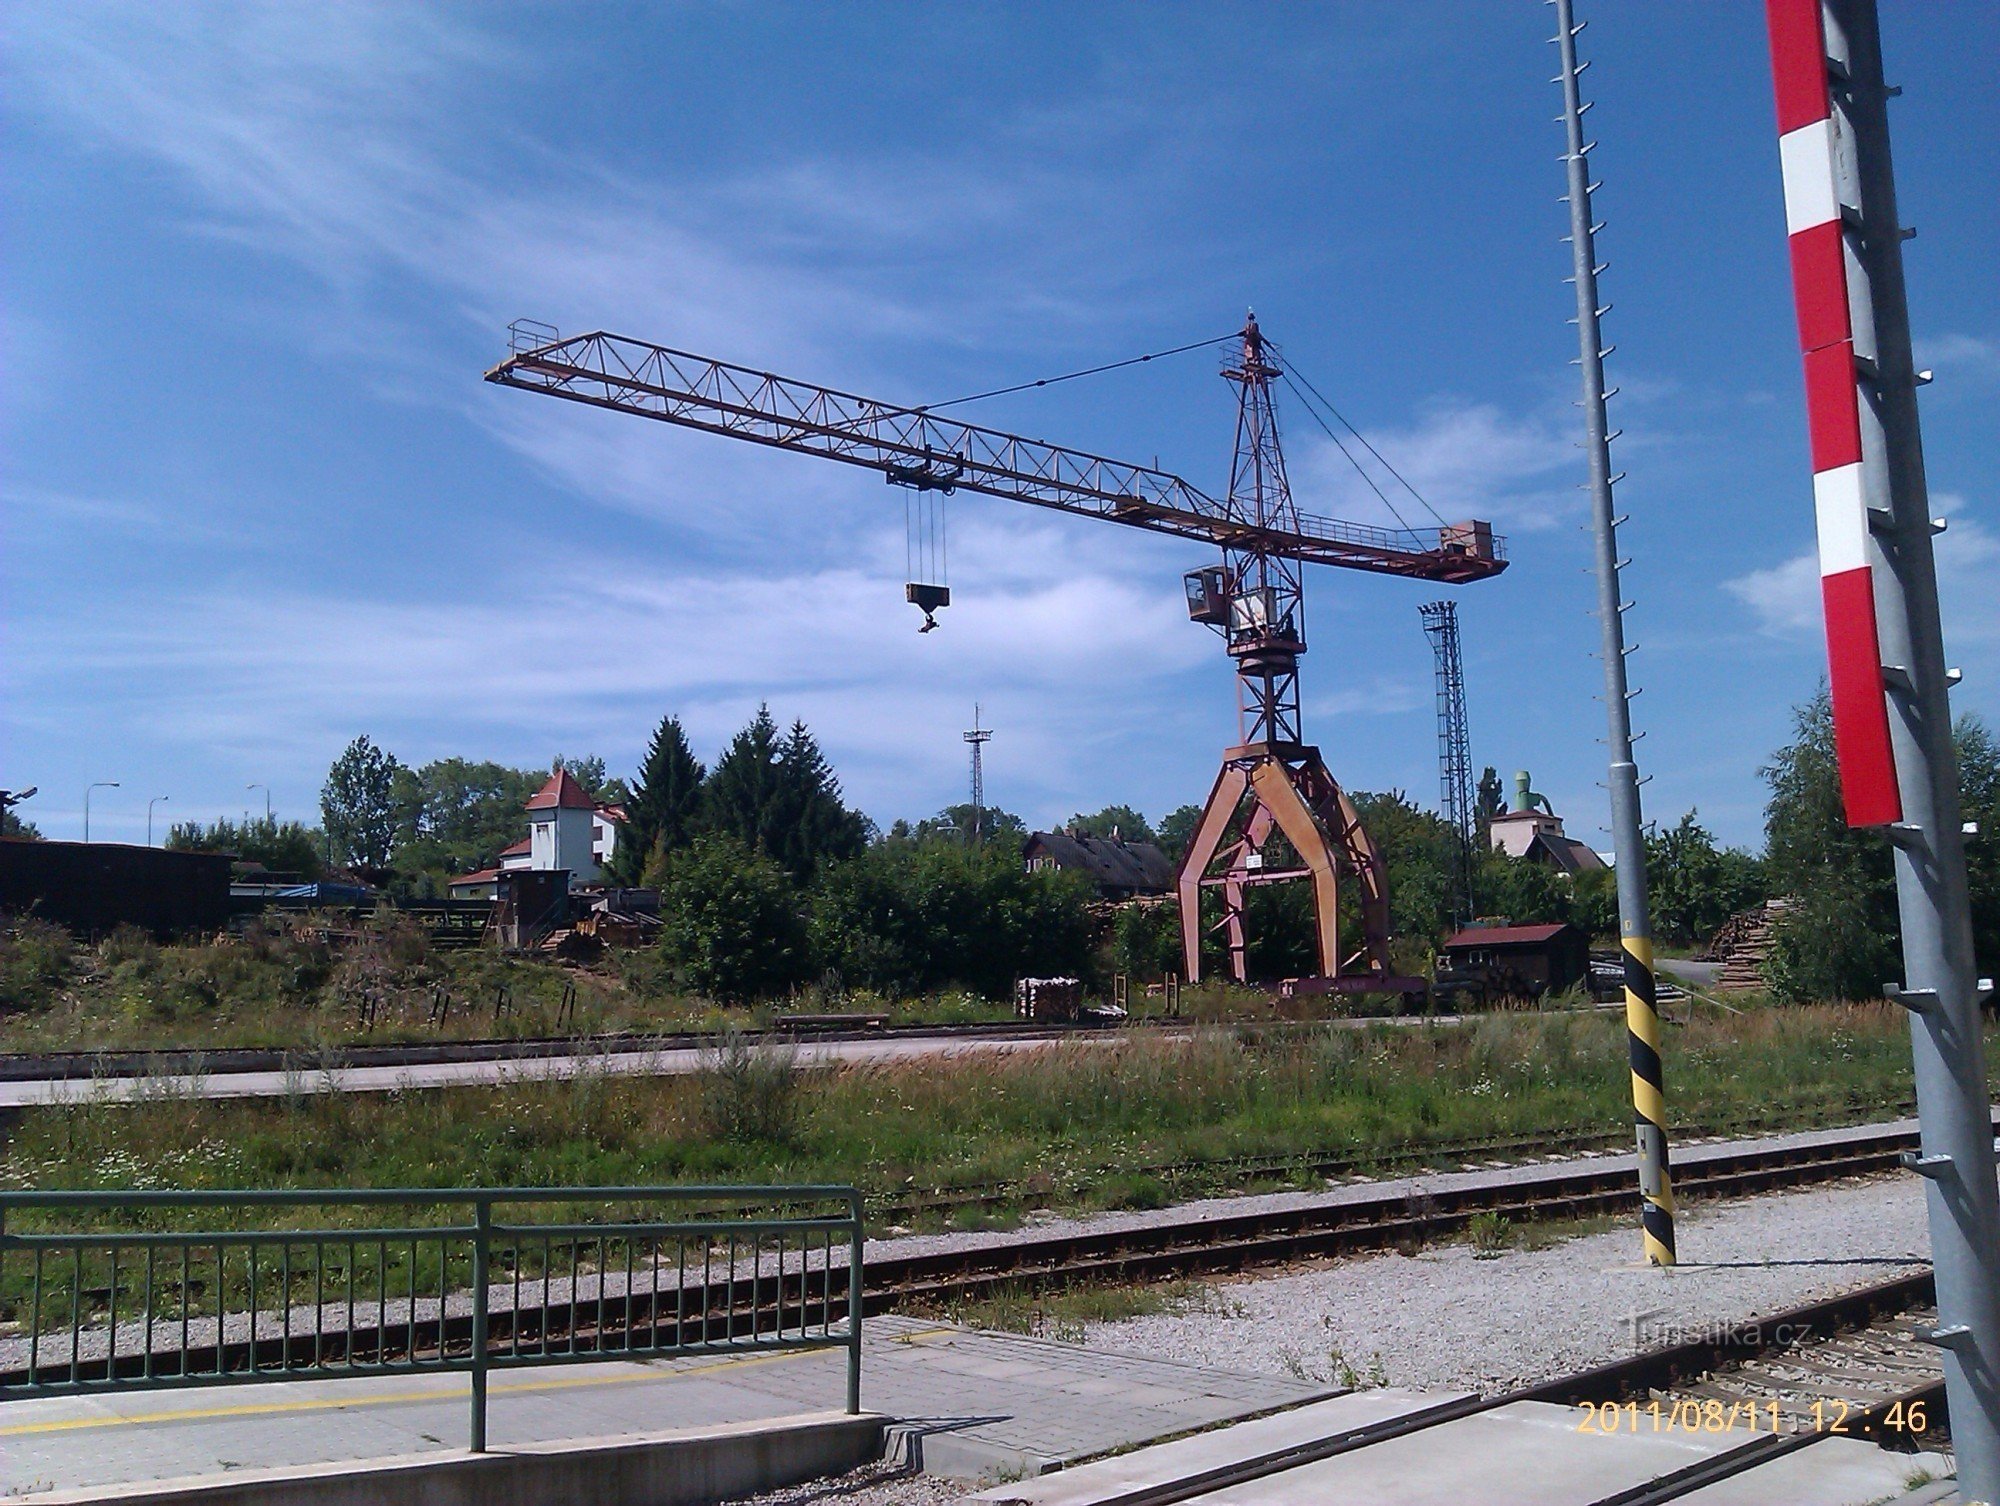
[0,1184,864,1452]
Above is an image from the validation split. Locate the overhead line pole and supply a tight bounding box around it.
[1553,0,1675,1267]
[1767,2,2000,1496]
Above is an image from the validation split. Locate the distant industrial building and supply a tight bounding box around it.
[0,840,233,937]
[449,770,627,898]
[1023,829,1176,901]
[1485,770,1605,874]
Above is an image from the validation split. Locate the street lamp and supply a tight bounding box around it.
[248,783,271,823]
[84,781,120,843]
[148,796,170,847]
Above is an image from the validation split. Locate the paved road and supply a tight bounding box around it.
[0,1014,1506,1108]
[0,1033,1133,1107]
[1657,957,1724,987]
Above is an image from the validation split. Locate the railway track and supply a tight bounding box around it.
[987,1272,1950,1505]
[861,1119,1933,1310]
[13,1113,1962,1392]
[867,1095,1919,1228]
[0,1016,1119,1084]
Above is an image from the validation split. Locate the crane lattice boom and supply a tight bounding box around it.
[485,324,1507,585]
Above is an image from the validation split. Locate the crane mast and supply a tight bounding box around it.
[486,316,1508,996]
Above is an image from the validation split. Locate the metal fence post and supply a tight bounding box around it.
[470,1198,490,1453]
[845,1192,863,1415]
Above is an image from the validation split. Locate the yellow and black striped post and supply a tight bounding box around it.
[1556,0,1676,1268]
[1623,935,1676,1266]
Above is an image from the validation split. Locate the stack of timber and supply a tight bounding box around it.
[1704,898,1790,991]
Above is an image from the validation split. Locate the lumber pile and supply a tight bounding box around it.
[1703,898,1791,991]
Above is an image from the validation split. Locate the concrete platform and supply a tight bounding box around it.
[0,1315,1331,1496]
[22,1412,883,1506]
[971,1392,1955,1505]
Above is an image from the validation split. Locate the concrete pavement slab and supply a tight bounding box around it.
[1,1314,1329,1495]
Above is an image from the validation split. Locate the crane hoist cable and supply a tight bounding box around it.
[1272,344,1451,530]
[1278,371,1417,533]
[893,330,1234,630]
[886,332,1238,418]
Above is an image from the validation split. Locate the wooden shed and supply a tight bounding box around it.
[1439,921,1591,1000]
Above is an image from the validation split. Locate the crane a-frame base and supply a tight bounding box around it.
[1176,740,1404,990]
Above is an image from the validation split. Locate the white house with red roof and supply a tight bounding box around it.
[448,770,627,898]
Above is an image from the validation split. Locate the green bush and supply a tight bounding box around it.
[1111,904,1182,983]
[0,917,75,1013]
[694,1032,800,1144]
[655,834,811,1003]
[810,839,1092,999]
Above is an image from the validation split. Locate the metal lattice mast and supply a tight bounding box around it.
[1768,2,2000,1494]
[1221,316,1307,747]
[1553,0,1675,1268]
[1420,601,1476,920]
[963,705,992,844]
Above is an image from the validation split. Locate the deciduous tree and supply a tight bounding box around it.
[654,834,810,1003]
[321,737,403,868]
[167,817,326,879]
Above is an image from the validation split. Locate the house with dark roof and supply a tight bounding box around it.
[1022,829,1176,900]
[1485,770,1605,875]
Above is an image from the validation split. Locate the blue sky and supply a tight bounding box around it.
[5,3,1995,852]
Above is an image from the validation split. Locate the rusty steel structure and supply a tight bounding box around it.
[487,316,1507,992]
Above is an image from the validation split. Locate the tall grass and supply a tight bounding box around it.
[0,918,1030,1052]
[7,1004,1959,1217]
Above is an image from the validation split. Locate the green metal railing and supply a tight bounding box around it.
[0,1186,864,1451]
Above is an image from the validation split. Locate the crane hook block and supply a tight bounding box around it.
[906,581,951,633]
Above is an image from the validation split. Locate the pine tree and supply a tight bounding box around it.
[1475,766,1506,832]
[773,719,868,880]
[612,716,705,883]
[700,706,787,861]
[698,708,867,882]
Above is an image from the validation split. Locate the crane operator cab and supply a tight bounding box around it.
[1184,566,1230,626]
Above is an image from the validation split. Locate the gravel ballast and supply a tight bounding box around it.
[1077,1173,1931,1392]
[729,1173,1932,1505]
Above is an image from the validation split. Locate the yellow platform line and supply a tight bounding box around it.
[1,1328,954,1438]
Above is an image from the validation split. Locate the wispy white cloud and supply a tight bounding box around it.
[9,5,1166,373]
[1917,333,2000,381]
[8,504,1210,820]
[1723,494,2000,648]
[1287,399,1578,537]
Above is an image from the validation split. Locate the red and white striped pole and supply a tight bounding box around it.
[1767,5,2000,1499]
[1769,0,1900,827]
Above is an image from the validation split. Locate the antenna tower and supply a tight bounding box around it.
[963,704,993,843]
[1419,601,1475,919]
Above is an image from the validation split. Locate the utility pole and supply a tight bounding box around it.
[963,706,993,844]
[1553,0,1674,1267]
[1767,2,2000,1496]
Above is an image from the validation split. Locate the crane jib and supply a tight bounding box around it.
[485,330,1507,585]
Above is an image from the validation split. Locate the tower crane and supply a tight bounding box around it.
[486,315,1508,994]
